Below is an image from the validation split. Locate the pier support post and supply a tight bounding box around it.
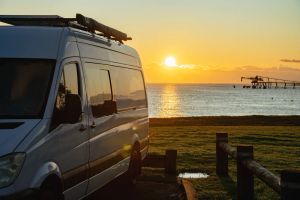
[216,133,228,176]
[237,146,254,200]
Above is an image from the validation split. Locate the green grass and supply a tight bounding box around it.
[148,126,300,200]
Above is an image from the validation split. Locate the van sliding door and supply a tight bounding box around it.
[84,63,121,193]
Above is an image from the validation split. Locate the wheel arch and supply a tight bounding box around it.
[30,161,62,189]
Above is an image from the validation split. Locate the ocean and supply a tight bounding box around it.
[146,84,300,118]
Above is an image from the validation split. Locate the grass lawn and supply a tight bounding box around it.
[148,125,300,200]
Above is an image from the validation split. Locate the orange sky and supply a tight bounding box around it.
[1,0,300,83]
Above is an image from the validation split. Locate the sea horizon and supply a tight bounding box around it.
[146,83,300,118]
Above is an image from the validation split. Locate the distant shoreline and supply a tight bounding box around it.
[149,116,300,126]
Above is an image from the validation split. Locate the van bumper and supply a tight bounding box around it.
[0,189,38,200]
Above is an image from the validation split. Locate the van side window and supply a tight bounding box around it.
[112,68,147,111]
[56,64,79,110]
[85,64,116,118]
[51,63,80,128]
[64,64,79,95]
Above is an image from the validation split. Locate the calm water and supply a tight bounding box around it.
[147,84,300,117]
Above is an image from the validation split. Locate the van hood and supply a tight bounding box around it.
[0,119,40,156]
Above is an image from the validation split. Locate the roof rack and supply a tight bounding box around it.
[0,14,132,43]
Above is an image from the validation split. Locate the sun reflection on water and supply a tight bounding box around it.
[158,84,180,117]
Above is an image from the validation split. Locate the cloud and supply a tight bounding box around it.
[143,62,300,83]
[235,65,300,82]
[177,64,196,69]
[277,66,300,72]
[280,59,300,63]
[236,66,265,71]
[156,62,197,69]
[234,65,300,72]
[174,64,223,70]
[146,62,300,75]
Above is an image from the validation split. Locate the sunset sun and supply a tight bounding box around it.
[164,56,177,67]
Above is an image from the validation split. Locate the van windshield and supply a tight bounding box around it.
[0,59,55,119]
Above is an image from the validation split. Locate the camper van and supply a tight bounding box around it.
[0,14,149,200]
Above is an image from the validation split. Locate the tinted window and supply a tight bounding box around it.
[56,71,66,111]
[0,59,54,118]
[52,63,79,125]
[64,64,79,95]
[111,68,147,111]
[85,64,116,118]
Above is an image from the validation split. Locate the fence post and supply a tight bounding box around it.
[216,133,228,176]
[280,170,300,200]
[165,149,177,174]
[237,146,254,200]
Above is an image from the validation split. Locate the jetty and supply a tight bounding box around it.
[241,75,300,89]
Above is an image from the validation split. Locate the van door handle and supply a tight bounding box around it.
[90,122,96,129]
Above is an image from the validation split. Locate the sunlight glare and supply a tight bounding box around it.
[164,56,177,67]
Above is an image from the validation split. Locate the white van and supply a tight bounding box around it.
[0,14,149,200]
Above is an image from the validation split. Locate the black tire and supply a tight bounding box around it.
[38,180,63,200]
[127,145,142,186]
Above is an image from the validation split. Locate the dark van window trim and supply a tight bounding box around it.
[107,70,114,101]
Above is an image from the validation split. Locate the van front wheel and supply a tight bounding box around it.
[127,146,141,186]
[38,178,63,200]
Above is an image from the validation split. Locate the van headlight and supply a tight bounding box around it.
[0,153,25,188]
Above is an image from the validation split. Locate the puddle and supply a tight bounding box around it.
[178,172,209,179]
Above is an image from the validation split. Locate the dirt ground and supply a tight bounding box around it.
[85,169,185,200]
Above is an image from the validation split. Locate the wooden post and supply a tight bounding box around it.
[216,133,228,176]
[165,149,177,174]
[281,170,300,200]
[237,146,254,200]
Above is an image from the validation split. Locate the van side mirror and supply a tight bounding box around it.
[65,94,83,124]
